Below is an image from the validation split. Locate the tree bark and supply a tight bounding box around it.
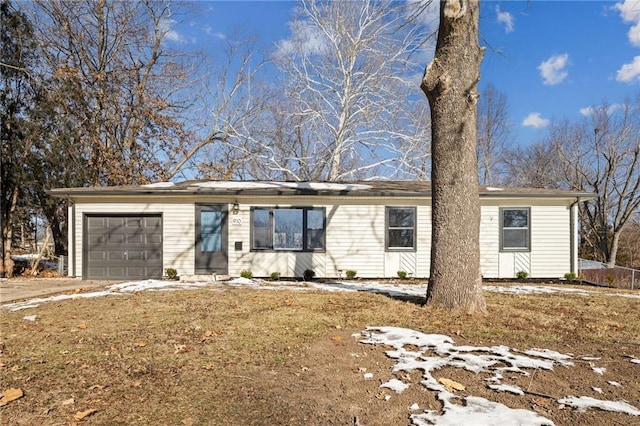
[421,0,486,313]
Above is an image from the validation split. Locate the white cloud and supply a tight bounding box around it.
[160,18,186,44]
[538,54,569,85]
[579,104,623,116]
[522,113,550,128]
[615,0,640,46]
[203,25,226,40]
[276,20,330,59]
[617,55,640,82]
[496,6,514,33]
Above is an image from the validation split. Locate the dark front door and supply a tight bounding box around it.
[195,204,228,274]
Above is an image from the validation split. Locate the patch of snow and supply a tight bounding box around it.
[381,378,410,394]
[363,372,374,380]
[409,403,420,411]
[23,315,38,321]
[192,181,372,191]
[607,381,621,387]
[5,278,639,312]
[484,285,589,296]
[361,327,560,425]
[485,187,504,191]
[558,396,640,416]
[592,387,603,394]
[142,181,175,188]
[523,348,574,367]
[592,367,606,375]
[227,277,256,285]
[631,358,640,364]
[488,384,524,395]
[412,395,554,426]
[581,356,601,361]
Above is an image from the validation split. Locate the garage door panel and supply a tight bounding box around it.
[107,251,125,261]
[147,234,162,244]
[88,251,106,260]
[85,214,162,280]
[108,234,125,244]
[146,216,161,227]
[107,217,125,227]
[127,234,143,244]
[147,251,162,261]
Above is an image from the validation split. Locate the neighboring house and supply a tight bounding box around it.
[49,181,594,281]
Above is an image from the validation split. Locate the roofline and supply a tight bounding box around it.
[48,187,597,200]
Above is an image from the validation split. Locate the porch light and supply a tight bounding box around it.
[232,201,240,214]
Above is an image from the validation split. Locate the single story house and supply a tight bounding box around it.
[49,180,594,281]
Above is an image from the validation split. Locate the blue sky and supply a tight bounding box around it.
[167,0,640,147]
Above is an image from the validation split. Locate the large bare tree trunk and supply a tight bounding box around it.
[421,0,486,313]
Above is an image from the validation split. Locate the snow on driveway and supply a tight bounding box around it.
[3,278,640,424]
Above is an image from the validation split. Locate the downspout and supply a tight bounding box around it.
[569,198,580,275]
[69,201,76,278]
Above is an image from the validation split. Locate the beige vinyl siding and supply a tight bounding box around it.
[325,204,386,277]
[479,205,499,278]
[483,199,572,279]
[72,200,197,278]
[68,193,576,280]
[529,204,571,278]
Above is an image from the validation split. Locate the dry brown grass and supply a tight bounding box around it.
[1,283,639,425]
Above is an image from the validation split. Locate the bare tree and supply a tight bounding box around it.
[506,99,640,268]
[502,137,565,189]
[618,217,640,267]
[269,0,432,181]
[421,0,486,313]
[557,100,640,267]
[29,0,202,185]
[477,83,512,185]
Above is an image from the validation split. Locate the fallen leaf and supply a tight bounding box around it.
[135,341,147,347]
[182,417,195,425]
[74,408,97,420]
[61,397,75,406]
[285,299,293,306]
[131,381,142,388]
[330,335,342,342]
[0,388,24,406]
[78,323,87,329]
[203,330,213,337]
[438,377,465,391]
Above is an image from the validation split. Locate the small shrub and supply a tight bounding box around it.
[165,268,178,279]
[605,273,617,287]
[240,269,253,279]
[564,272,577,281]
[397,270,408,279]
[303,269,315,281]
[270,271,281,281]
[516,270,529,280]
[345,269,357,279]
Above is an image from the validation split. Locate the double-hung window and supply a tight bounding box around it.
[500,207,530,251]
[251,207,325,251]
[386,207,416,251]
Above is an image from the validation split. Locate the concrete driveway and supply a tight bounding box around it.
[0,278,120,304]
